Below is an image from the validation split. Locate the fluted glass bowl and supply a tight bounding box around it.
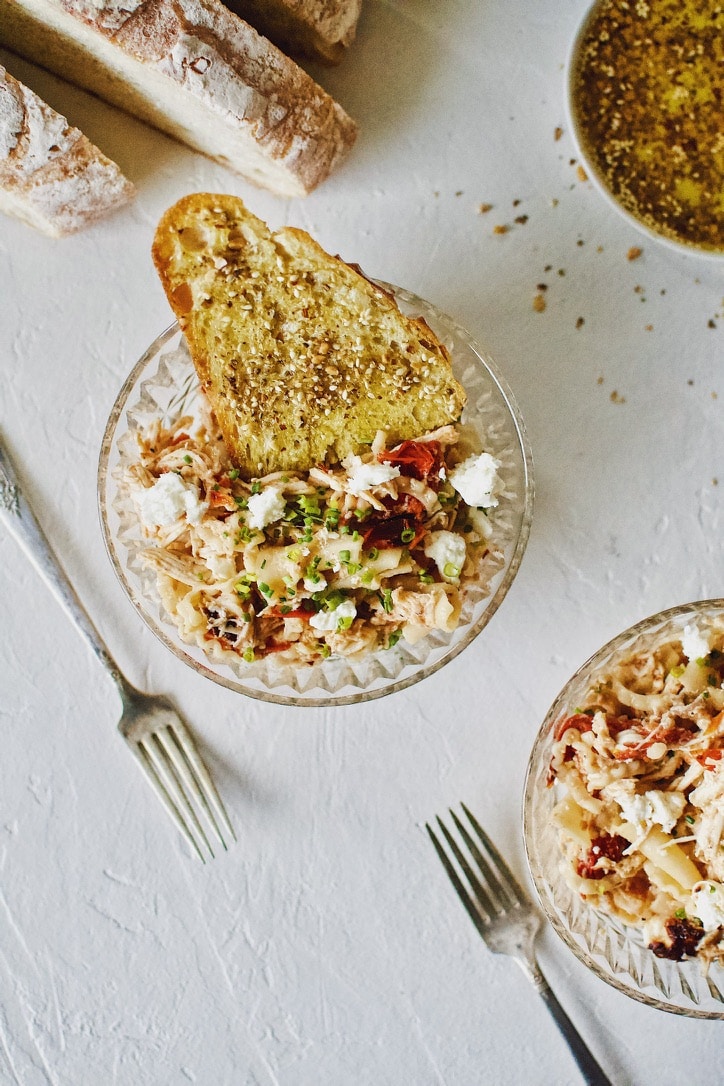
[524,600,724,1018]
[98,283,533,706]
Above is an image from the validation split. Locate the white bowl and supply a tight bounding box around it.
[566,1,724,261]
[98,283,533,707]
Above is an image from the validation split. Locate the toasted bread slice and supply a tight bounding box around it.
[152,193,466,478]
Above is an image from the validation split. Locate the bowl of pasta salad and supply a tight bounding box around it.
[524,601,724,1017]
[98,284,533,706]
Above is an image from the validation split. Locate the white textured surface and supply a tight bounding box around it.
[1,2,723,1083]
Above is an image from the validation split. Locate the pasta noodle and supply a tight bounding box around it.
[549,621,724,968]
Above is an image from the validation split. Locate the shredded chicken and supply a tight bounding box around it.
[549,620,724,969]
[123,412,503,667]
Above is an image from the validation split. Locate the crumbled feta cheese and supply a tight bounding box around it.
[605,780,686,834]
[691,881,724,932]
[424,530,466,582]
[682,623,711,662]
[247,486,286,530]
[138,472,206,528]
[448,452,501,508]
[344,455,400,496]
[309,598,357,632]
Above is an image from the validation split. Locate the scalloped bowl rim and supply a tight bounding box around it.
[98,284,534,707]
[523,599,724,1018]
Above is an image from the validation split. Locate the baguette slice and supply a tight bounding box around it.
[152,193,467,478]
[226,0,363,64]
[0,0,357,197]
[0,62,134,236]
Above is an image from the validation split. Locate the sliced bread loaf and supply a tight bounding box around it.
[0,0,357,197]
[0,62,134,236]
[226,0,363,64]
[152,193,466,478]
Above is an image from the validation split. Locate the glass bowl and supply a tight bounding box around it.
[523,600,724,1018]
[98,282,533,707]
[566,1,724,261]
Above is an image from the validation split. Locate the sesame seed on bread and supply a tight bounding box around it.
[152,193,466,479]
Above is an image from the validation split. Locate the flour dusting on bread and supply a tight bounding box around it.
[0,63,134,236]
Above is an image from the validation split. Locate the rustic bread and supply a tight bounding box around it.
[152,193,466,479]
[227,0,363,64]
[0,0,357,197]
[0,62,134,236]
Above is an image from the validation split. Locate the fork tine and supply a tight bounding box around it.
[129,743,208,862]
[434,815,499,920]
[164,718,237,848]
[451,808,517,911]
[139,735,215,860]
[460,803,524,907]
[425,822,490,940]
[154,728,228,851]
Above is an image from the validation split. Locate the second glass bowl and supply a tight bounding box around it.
[524,600,724,1018]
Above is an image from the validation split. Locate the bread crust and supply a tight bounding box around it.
[0,61,134,235]
[224,0,363,64]
[0,0,357,196]
[152,193,467,478]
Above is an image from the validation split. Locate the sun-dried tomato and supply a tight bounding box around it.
[362,515,426,550]
[575,833,628,879]
[554,713,594,741]
[695,746,723,767]
[379,439,444,484]
[650,917,703,961]
[268,604,314,621]
[388,492,427,520]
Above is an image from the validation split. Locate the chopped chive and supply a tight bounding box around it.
[379,588,393,613]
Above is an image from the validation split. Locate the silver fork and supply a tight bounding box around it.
[0,435,235,862]
[426,805,612,1086]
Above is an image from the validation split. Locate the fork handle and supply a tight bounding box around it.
[0,435,130,701]
[532,969,612,1086]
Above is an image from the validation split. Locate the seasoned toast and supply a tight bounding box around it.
[152,193,466,478]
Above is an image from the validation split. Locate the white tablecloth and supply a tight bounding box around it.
[1,2,723,1082]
